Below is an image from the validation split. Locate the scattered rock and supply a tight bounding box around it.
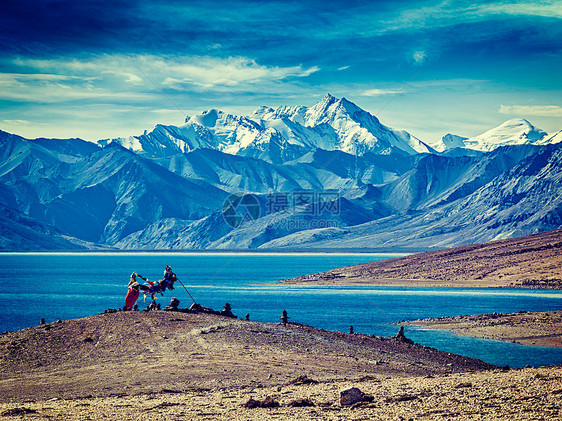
[362,393,374,402]
[455,382,473,388]
[220,303,236,318]
[287,398,315,407]
[244,396,279,408]
[146,302,161,311]
[1,407,37,416]
[280,310,289,326]
[340,387,363,406]
[286,375,318,386]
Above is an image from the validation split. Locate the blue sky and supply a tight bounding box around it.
[1,0,561,144]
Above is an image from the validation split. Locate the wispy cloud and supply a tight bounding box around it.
[0,71,150,103]
[9,54,320,96]
[478,1,562,19]
[360,88,403,96]
[499,104,562,117]
[159,56,320,91]
[1,119,31,126]
[382,0,562,32]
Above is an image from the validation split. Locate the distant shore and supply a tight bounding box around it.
[282,229,562,289]
[0,249,416,255]
[404,310,562,348]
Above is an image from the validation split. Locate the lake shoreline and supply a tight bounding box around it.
[403,310,562,348]
[282,229,562,290]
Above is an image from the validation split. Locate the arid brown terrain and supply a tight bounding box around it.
[0,311,492,403]
[283,229,562,289]
[404,310,562,348]
[2,311,562,420]
[1,311,561,420]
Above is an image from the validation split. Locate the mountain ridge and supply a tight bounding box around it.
[0,95,561,251]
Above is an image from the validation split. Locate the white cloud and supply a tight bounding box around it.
[0,71,150,103]
[8,54,320,97]
[478,2,562,19]
[103,71,143,84]
[379,1,562,34]
[360,88,402,96]
[0,54,322,140]
[499,104,562,117]
[2,119,31,126]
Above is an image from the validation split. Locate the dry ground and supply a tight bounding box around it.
[1,304,561,419]
[0,311,493,404]
[404,310,562,348]
[283,229,562,289]
[1,363,561,420]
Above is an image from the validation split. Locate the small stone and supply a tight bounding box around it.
[287,398,315,407]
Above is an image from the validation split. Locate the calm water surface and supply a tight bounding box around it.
[2,253,562,368]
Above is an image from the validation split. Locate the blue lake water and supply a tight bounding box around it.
[2,252,562,368]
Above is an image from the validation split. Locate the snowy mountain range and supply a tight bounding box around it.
[1,94,561,251]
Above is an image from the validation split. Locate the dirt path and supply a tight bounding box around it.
[282,229,562,289]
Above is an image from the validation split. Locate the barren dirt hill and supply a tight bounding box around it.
[283,229,562,288]
[2,311,562,420]
[0,311,494,403]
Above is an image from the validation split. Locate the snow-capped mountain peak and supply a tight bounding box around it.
[188,108,222,127]
[536,130,562,145]
[435,133,469,152]
[461,118,547,152]
[101,94,434,160]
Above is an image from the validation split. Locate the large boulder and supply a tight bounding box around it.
[340,387,363,406]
